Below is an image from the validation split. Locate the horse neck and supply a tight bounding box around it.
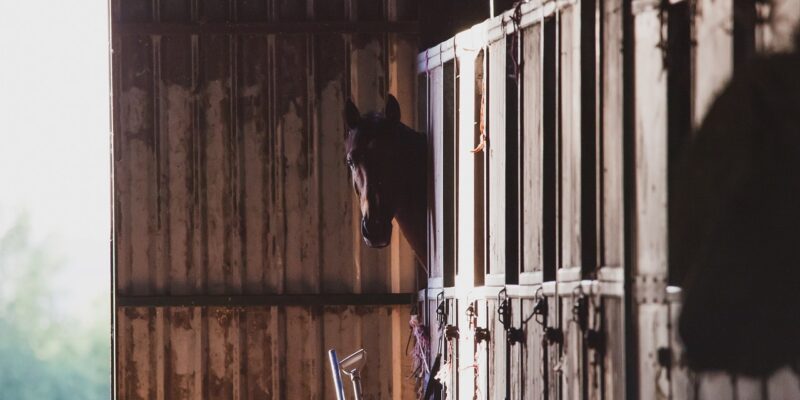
[394,125,427,260]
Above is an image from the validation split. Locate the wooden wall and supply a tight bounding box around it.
[111,1,420,399]
[418,0,800,398]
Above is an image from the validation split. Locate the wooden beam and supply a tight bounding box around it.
[113,21,418,36]
[116,293,416,307]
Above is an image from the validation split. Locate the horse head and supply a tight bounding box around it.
[343,95,407,249]
[342,95,427,261]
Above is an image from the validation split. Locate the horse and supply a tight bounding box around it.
[672,31,800,376]
[343,94,427,264]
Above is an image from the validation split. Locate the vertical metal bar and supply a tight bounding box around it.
[328,349,347,400]
[351,373,364,400]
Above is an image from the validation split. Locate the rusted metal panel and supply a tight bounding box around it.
[112,1,419,398]
[116,306,414,400]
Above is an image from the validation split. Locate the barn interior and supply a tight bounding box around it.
[111,0,800,399]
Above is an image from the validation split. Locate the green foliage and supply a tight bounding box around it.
[0,214,110,400]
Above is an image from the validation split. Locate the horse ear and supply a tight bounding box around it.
[344,99,360,130]
[385,94,401,123]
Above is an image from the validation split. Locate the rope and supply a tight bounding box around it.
[408,314,430,399]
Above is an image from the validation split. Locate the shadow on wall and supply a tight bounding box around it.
[672,28,800,376]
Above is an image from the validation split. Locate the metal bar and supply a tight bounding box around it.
[116,292,416,307]
[113,21,418,36]
[328,350,347,400]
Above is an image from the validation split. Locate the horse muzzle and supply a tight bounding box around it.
[361,217,392,248]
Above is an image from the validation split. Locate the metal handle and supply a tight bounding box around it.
[328,349,346,400]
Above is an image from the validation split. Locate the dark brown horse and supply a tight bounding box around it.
[343,95,427,263]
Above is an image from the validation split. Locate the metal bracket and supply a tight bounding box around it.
[475,327,491,344]
[633,274,669,304]
[507,327,525,345]
[445,324,460,341]
[545,327,563,345]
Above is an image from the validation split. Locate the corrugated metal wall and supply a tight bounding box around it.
[111,1,420,398]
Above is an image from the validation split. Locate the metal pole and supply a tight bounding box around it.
[328,349,346,400]
[351,371,363,400]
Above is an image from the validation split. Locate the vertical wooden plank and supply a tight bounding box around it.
[391,306,416,400]
[693,0,733,127]
[523,24,543,275]
[476,298,489,400]
[668,290,695,400]
[276,34,318,293]
[350,33,392,292]
[521,297,545,400]
[603,296,625,400]
[447,299,459,399]
[125,307,155,400]
[161,33,194,295]
[238,33,270,294]
[508,297,522,400]
[119,33,155,295]
[455,36,477,288]
[244,308,274,399]
[487,38,506,279]
[428,65,444,281]
[168,307,202,399]
[587,292,603,400]
[601,0,624,269]
[322,306,361,400]
[284,306,322,399]
[316,33,356,293]
[454,32,481,400]
[697,373,735,400]
[560,293,582,400]
[360,307,394,399]
[545,284,560,400]
[487,298,506,400]
[208,307,242,400]
[637,304,670,399]
[116,308,129,399]
[266,34,287,295]
[559,4,582,272]
[633,2,670,398]
[201,33,232,295]
[388,32,419,293]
